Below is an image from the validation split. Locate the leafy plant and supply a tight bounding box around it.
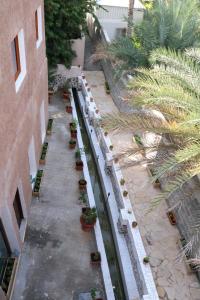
[44,0,99,69]
[90,288,97,300]
[70,119,78,130]
[93,0,200,73]
[79,192,88,204]
[120,178,125,185]
[82,207,97,225]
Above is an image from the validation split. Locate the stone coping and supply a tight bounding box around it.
[79,75,159,300]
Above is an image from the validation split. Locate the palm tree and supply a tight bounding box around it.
[127,0,134,37]
[104,47,200,261]
[94,0,200,73]
[106,47,200,203]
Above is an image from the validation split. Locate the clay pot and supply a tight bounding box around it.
[66,106,72,113]
[76,160,83,171]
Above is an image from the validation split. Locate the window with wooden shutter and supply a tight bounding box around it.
[13,190,24,228]
[11,36,21,81]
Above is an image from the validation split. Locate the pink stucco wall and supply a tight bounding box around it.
[0,0,48,250]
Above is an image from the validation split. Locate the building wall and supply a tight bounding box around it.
[0,0,48,253]
[96,5,144,40]
[71,37,86,67]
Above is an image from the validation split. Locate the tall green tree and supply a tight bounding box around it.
[45,0,98,68]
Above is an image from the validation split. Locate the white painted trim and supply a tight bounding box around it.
[36,6,43,49]
[28,136,37,188]
[17,181,28,241]
[40,100,46,143]
[70,92,115,300]
[15,29,27,93]
[77,75,159,300]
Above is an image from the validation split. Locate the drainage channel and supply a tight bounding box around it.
[73,88,126,300]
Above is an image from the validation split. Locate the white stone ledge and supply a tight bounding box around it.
[77,76,159,300]
[70,92,115,300]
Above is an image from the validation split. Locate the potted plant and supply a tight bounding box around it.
[79,179,87,191]
[143,256,150,264]
[70,119,78,139]
[76,160,84,171]
[80,207,97,231]
[90,288,96,300]
[79,192,87,205]
[134,134,143,147]
[32,170,43,197]
[39,142,48,165]
[63,81,70,99]
[132,221,138,228]
[120,178,125,186]
[123,190,128,197]
[66,105,72,114]
[69,139,76,149]
[167,211,176,225]
[90,251,101,265]
[105,81,110,94]
[46,119,53,135]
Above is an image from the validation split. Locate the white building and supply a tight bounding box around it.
[96,0,144,41]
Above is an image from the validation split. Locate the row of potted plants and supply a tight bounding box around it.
[46,118,53,136]
[39,142,48,165]
[1,257,18,297]
[32,170,43,197]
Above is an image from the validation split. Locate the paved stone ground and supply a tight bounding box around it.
[84,71,200,300]
[12,92,103,300]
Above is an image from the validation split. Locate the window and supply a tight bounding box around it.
[0,220,11,282]
[11,36,21,81]
[35,10,39,41]
[35,6,43,48]
[11,29,27,93]
[13,190,24,228]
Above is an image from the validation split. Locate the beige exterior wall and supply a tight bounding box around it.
[0,0,48,253]
[71,37,86,67]
[96,5,144,41]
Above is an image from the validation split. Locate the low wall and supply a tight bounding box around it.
[79,74,159,300]
[71,37,85,67]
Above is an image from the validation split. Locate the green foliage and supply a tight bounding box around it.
[82,207,97,224]
[101,0,200,73]
[45,0,98,68]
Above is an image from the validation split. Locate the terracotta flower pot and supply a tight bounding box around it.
[76,160,83,171]
[66,106,72,114]
[69,140,76,149]
[79,179,87,191]
[63,92,70,99]
[70,130,77,139]
[90,252,101,265]
[80,216,96,232]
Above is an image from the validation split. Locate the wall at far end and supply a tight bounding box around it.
[71,37,85,67]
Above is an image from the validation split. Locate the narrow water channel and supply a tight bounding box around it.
[73,89,126,300]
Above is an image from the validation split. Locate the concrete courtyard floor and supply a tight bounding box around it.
[12,92,103,300]
[84,71,200,300]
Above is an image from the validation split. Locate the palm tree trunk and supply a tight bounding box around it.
[127,0,134,37]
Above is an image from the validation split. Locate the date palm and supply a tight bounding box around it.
[94,0,200,73]
[104,47,200,260]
